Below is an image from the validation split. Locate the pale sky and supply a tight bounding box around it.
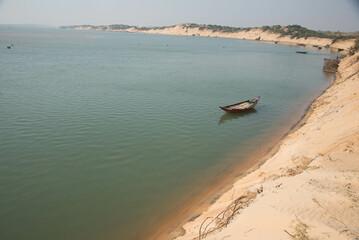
[0,0,359,31]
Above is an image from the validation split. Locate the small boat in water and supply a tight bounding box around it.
[296,51,308,54]
[220,97,260,113]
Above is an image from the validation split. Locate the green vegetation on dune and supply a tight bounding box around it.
[183,23,242,33]
[262,24,359,41]
[349,39,359,55]
[262,24,328,39]
[108,24,132,30]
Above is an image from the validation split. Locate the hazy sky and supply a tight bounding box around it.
[0,0,359,31]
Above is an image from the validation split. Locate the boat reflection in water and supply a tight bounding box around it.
[218,109,257,125]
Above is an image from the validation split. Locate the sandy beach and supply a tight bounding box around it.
[164,51,359,240]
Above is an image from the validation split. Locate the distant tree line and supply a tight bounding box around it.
[183,23,242,33]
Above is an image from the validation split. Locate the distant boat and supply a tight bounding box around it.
[7,46,11,49]
[220,97,260,113]
[318,47,322,50]
[296,43,306,46]
[296,51,308,54]
[313,45,319,47]
[338,48,344,52]
[274,41,278,44]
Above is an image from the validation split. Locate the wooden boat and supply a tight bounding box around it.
[220,97,260,113]
[296,51,308,54]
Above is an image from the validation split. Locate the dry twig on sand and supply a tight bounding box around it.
[198,191,257,239]
[284,220,312,240]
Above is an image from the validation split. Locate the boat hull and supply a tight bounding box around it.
[220,97,260,113]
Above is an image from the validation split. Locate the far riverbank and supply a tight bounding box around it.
[60,23,357,52]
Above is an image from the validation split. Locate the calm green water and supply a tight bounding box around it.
[0,26,336,240]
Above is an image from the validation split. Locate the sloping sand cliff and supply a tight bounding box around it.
[138,24,354,50]
[172,52,359,240]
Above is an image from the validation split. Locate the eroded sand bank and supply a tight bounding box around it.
[170,52,359,240]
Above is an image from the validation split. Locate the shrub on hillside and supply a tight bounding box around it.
[349,39,359,55]
[323,58,340,73]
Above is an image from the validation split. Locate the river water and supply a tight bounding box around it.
[0,26,336,240]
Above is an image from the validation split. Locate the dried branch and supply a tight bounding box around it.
[198,191,258,239]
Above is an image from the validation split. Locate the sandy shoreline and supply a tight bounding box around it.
[63,24,355,52]
[163,51,359,240]
[146,92,330,240]
[146,128,296,240]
